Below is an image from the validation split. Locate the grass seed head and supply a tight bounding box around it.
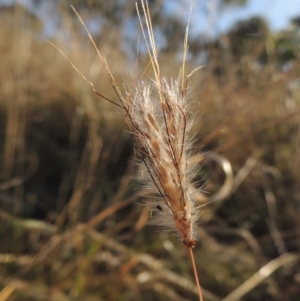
[61,1,202,248]
[123,0,201,248]
[127,77,199,247]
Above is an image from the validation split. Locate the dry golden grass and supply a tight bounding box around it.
[0,2,300,301]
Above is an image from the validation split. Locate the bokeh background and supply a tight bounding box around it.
[0,0,300,300]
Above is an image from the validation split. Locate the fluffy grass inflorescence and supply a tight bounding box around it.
[130,77,200,248]
[57,0,202,248]
[124,1,201,248]
[51,1,205,299]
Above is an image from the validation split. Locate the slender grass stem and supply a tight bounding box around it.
[189,247,204,301]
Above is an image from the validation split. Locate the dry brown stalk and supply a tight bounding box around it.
[50,1,205,299]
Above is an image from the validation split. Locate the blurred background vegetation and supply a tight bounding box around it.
[0,0,300,300]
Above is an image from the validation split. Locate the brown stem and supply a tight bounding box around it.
[189,247,204,301]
